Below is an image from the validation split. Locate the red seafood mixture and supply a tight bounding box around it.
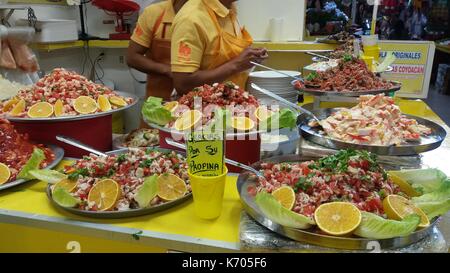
[0,119,54,182]
[305,57,395,92]
[256,150,404,218]
[62,148,190,211]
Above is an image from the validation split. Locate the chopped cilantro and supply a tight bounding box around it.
[68,168,90,180]
[294,177,313,193]
[343,54,352,62]
[116,154,126,164]
[139,158,155,168]
[106,169,115,177]
[306,71,318,81]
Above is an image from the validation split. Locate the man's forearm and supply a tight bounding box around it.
[173,62,238,94]
[127,54,170,76]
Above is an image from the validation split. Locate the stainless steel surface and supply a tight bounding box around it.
[45,148,192,219]
[294,81,402,97]
[56,135,108,157]
[4,91,138,123]
[165,138,264,179]
[251,83,321,125]
[297,108,447,155]
[250,62,303,82]
[237,154,440,250]
[0,145,64,191]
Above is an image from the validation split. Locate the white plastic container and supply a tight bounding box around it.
[16,19,78,43]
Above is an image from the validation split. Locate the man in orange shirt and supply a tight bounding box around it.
[127,0,188,100]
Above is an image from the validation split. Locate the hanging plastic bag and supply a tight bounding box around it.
[0,40,17,70]
[8,38,40,73]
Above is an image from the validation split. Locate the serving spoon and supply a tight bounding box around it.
[56,135,109,157]
[305,51,331,61]
[164,138,265,179]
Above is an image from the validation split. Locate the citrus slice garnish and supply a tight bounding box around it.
[271,186,296,210]
[231,116,255,131]
[97,95,112,112]
[387,172,420,197]
[52,178,78,194]
[9,99,25,116]
[156,173,187,201]
[383,194,429,228]
[0,163,11,185]
[87,179,121,211]
[73,96,97,114]
[109,96,127,107]
[255,106,274,122]
[52,188,80,208]
[54,99,64,117]
[27,102,54,118]
[314,202,362,236]
[174,110,202,131]
[2,98,19,112]
[163,101,179,112]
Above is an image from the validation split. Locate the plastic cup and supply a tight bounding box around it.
[361,55,374,71]
[364,45,381,63]
[361,34,378,47]
[189,166,228,219]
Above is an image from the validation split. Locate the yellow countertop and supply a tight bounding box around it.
[0,98,448,252]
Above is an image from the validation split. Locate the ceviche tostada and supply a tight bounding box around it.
[0,68,133,118]
[0,119,55,185]
[308,94,432,146]
[249,150,450,239]
[142,82,298,133]
[32,148,190,212]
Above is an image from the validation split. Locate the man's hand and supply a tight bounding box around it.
[230,47,268,73]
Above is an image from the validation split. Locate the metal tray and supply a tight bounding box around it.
[112,134,159,150]
[45,147,192,219]
[0,144,64,191]
[293,80,402,97]
[297,108,447,156]
[237,154,439,250]
[3,92,138,123]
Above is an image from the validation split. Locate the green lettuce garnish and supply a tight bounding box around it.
[259,108,297,131]
[17,148,46,180]
[255,192,315,229]
[353,212,420,239]
[412,184,450,219]
[388,168,447,195]
[135,175,158,208]
[29,169,67,184]
[141,96,174,126]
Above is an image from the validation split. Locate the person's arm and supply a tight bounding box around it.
[126,40,171,77]
[172,47,267,94]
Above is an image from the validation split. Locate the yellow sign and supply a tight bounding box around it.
[186,131,225,177]
[379,41,435,98]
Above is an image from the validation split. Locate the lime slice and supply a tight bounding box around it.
[52,187,80,208]
[255,192,315,229]
[135,175,158,208]
[29,169,68,184]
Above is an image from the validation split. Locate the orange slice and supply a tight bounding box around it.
[52,178,78,194]
[314,202,362,236]
[383,194,429,228]
[163,101,179,112]
[156,173,187,201]
[87,179,121,211]
[0,163,11,185]
[271,186,296,210]
[73,96,97,114]
[255,106,275,122]
[2,97,19,112]
[9,99,25,116]
[54,99,64,117]
[231,116,255,131]
[387,172,420,197]
[174,110,202,131]
[27,102,54,118]
[97,95,112,112]
[109,96,127,107]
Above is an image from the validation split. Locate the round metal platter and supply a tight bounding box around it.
[316,38,347,44]
[293,80,402,97]
[237,154,439,250]
[3,91,139,123]
[0,144,64,191]
[45,147,192,219]
[297,108,447,156]
[304,64,393,74]
[112,134,159,150]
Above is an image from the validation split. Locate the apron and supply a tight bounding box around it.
[145,10,173,100]
[204,2,253,88]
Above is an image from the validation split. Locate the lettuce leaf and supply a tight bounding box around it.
[412,184,450,219]
[141,96,174,126]
[17,148,46,180]
[259,108,297,131]
[255,192,315,229]
[135,175,158,208]
[387,168,447,195]
[353,211,420,239]
[29,169,67,184]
